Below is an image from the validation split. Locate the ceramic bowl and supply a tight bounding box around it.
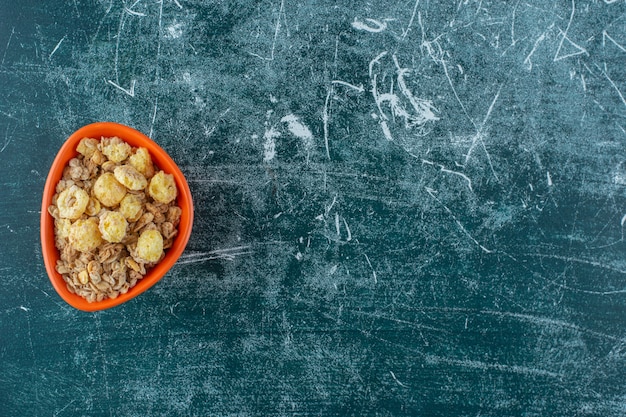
[40,122,193,311]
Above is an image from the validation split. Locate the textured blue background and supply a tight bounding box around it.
[1,0,625,415]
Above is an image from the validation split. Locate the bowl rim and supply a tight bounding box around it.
[40,122,194,311]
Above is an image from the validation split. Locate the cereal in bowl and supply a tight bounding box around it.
[48,137,182,303]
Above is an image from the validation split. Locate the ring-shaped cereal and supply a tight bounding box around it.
[57,185,90,219]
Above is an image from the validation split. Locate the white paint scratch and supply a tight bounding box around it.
[263,126,281,162]
[281,114,314,151]
[434,42,474,129]
[149,96,158,139]
[401,0,420,40]
[49,35,67,60]
[325,194,337,216]
[434,356,561,378]
[392,55,440,127]
[1,26,15,66]
[554,29,587,61]
[527,253,626,277]
[114,10,126,81]
[178,246,254,264]
[270,0,285,60]
[390,371,409,387]
[342,217,352,242]
[106,79,136,97]
[554,0,587,61]
[322,85,333,160]
[426,187,493,253]
[603,69,626,111]
[166,22,184,39]
[364,253,378,284]
[360,327,562,379]
[53,399,77,417]
[463,84,501,181]
[510,0,520,45]
[124,6,146,16]
[422,159,473,192]
[524,28,551,71]
[352,17,387,33]
[249,0,286,61]
[368,51,388,78]
[369,52,439,141]
[0,129,11,153]
[170,301,181,318]
[331,80,365,93]
[603,30,626,53]
[380,120,393,141]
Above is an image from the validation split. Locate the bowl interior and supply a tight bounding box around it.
[40,122,193,311]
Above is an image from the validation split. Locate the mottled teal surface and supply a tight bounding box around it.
[1,1,626,415]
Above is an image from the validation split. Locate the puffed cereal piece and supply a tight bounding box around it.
[119,194,143,222]
[99,210,128,243]
[101,137,132,163]
[135,229,164,263]
[148,171,178,204]
[57,185,90,219]
[114,165,147,191]
[128,147,155,178]
[54,218,72,239]
[69,218,103,252]
[93,172,127,207]
[76,138,99,159]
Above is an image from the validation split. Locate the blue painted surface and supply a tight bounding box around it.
[1,1,625,415]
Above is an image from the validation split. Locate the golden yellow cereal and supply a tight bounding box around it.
[99,211,128,243]
[101,137,132,163]
[148,171,178,204]
[93,172,127,207]
[119,194,143,221]
[68,218,103,252]
[55,218,72,239]
[56,185,90,219]
[114,165,147,191]
[76,138,99,159]
[128,147,155,178]
[135,229,164,263]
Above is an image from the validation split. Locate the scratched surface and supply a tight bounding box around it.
[1,0,626,415]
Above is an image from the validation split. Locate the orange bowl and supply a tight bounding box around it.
[40,122,194,311]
